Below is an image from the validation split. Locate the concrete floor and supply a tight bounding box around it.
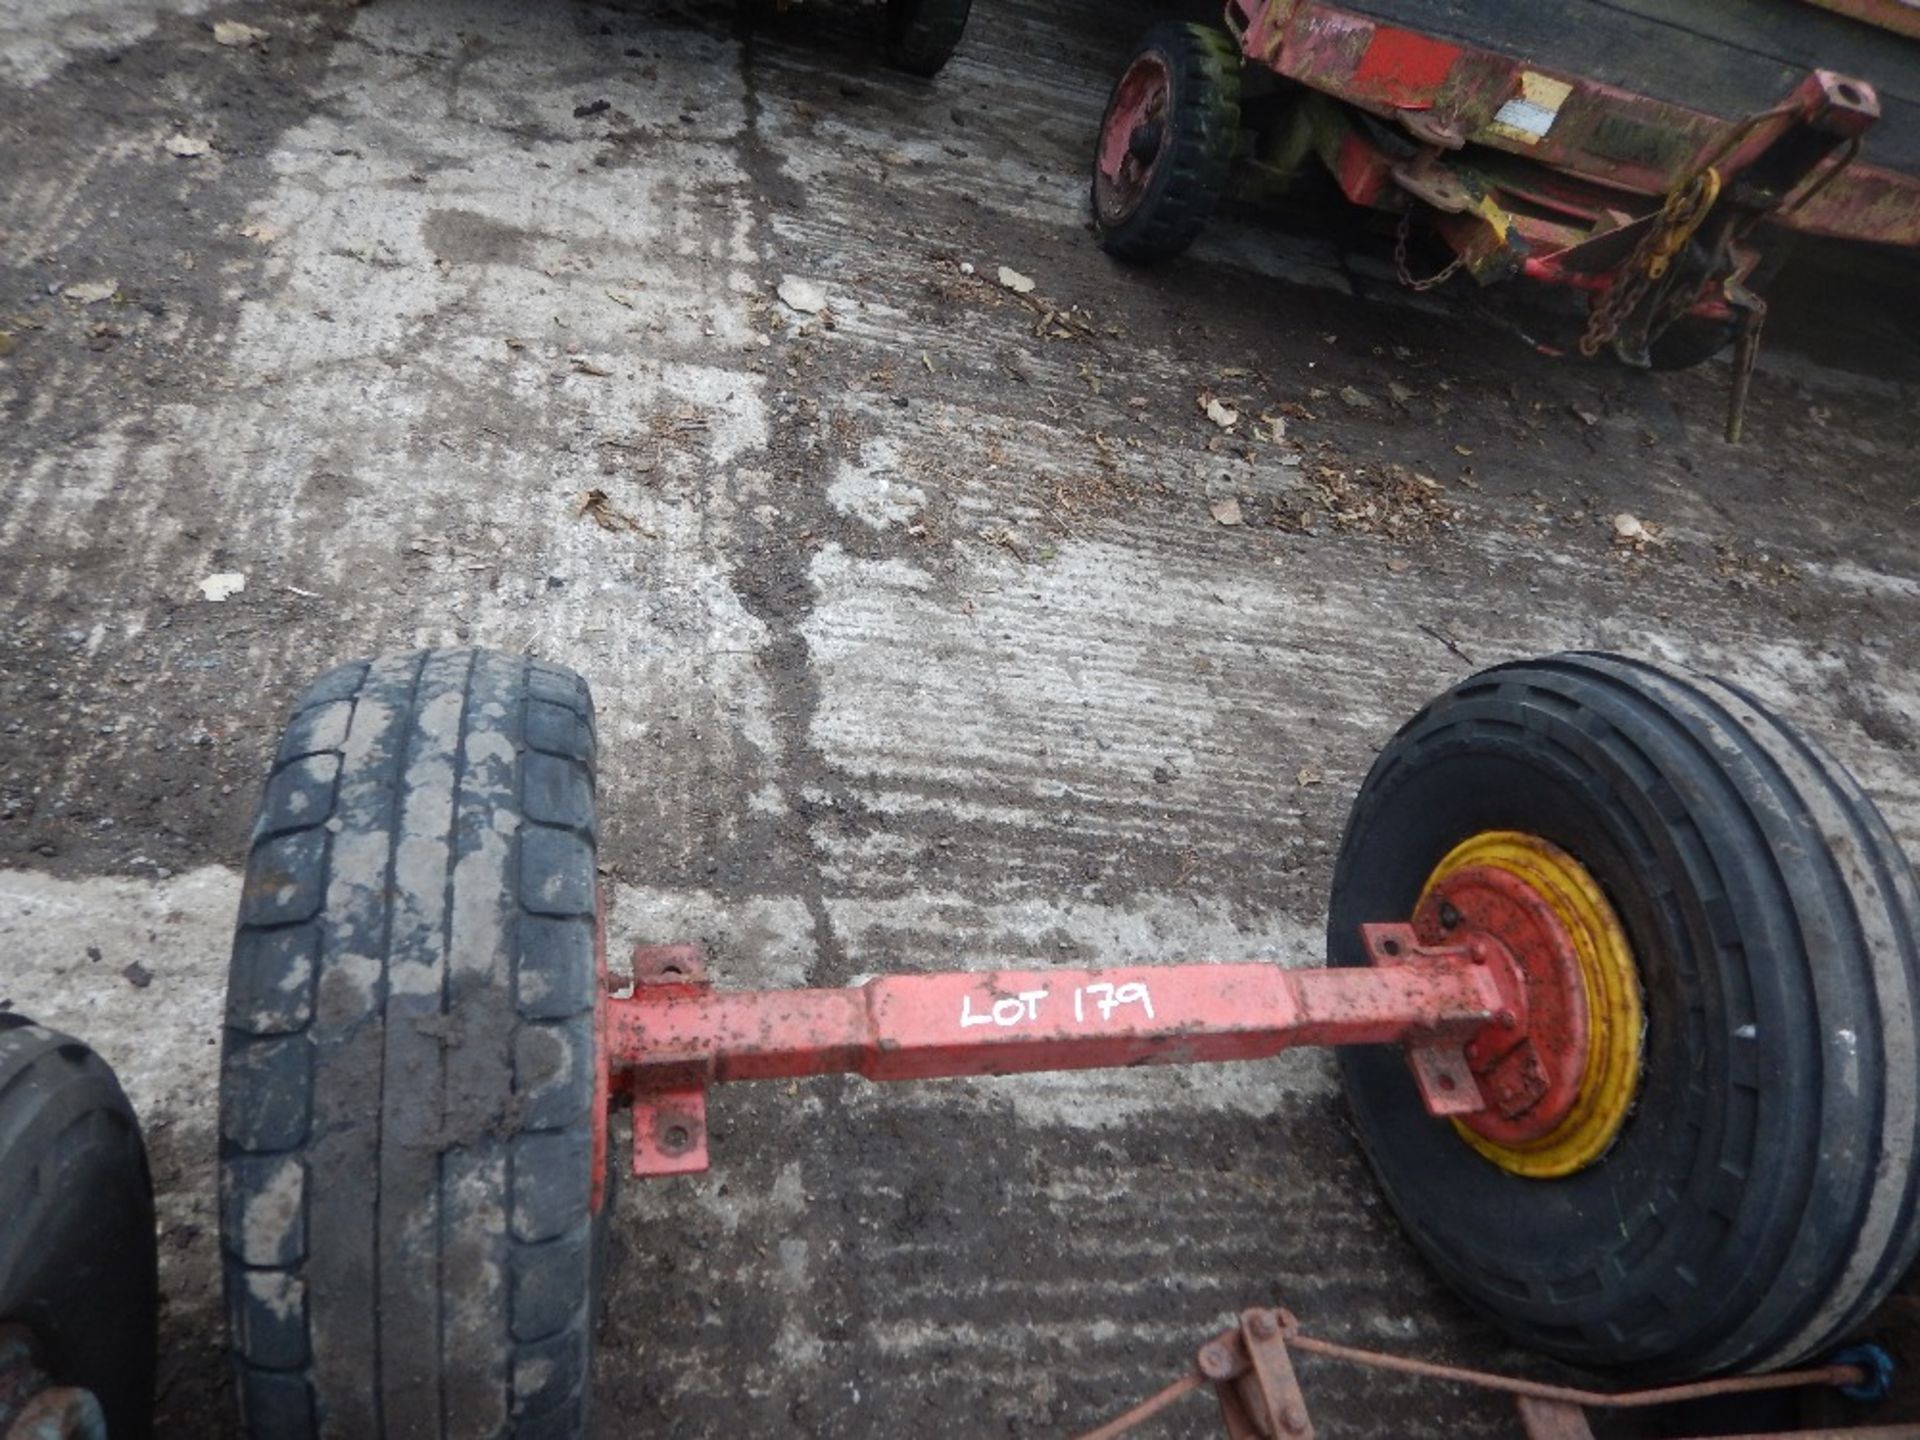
[2,0,1918,1435]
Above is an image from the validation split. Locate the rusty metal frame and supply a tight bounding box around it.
[607,924,1525,1177]
[1072,1306,1900,1440]
[1222,0,1918,247]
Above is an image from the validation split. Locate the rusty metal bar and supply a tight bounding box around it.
[606,958,1503,1086]
[609,935,1509,1177]
[1283,1330,1865,1409]
[1074,1307,1891,1440]
[1072,1372,1206,1440]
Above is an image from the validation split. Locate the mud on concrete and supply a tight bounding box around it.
[2,0,1918,1435]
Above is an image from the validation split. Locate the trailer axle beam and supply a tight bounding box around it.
[604,923,1527,1178]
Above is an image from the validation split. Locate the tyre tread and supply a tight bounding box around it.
[222,649,601,1439]
[1094,23,1241,263]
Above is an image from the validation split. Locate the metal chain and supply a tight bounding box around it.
[1394,210,1465,293]
[1579,167,1722,357]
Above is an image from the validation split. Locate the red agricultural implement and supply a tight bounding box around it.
[8,651,1920,1438]
[191,648,1920,1438]
[1091,0,1920,438]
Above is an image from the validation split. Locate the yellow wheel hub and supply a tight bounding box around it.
[1417,831,1644,1179]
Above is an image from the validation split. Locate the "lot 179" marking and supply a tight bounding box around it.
[958,980,1155,1030]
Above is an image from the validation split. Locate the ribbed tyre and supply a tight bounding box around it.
[0,1017,157,1438]
[220,650,606,1438]
[1333,653,1920,1379]
[884,0,973,77]
[1092,23,1241,263]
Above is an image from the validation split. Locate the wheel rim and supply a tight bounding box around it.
[1094,53,1171,227]
[1416,831,1644,1179]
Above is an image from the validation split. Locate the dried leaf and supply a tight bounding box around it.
[213,20,268,46]
[576,489,650,534]
[1204,398,1239,429]
[198,572,247,602]
[165,133,211,158]
[1611,512,1664,548]
[62,280,118,304]
[1209,498,1243,527]
[996,266,1036,294]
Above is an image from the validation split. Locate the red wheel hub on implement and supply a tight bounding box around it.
[596,869,1599,1182]
[1411,866,1590,1147]
[1095,53,1171,226]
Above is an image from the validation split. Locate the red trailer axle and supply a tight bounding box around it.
[605,898,1585,1181]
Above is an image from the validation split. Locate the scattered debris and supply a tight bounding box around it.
[61,280,118,305]
[239,222,282,246]
[570,358,612,377]
[978,527,1028,561]
[1713,543,1799,587]
[576,488,651,534]
[959,261,976,276]
[165,134,212,159]
[1209,498,1244,527]
[1611,512,1664,549]
[1385,555,1412,574]
[1295,766,1324,787]
[1337,385,1378,411]
[1201,396,1239,430]
[122,960,153,989]
[605,290,635,309]
[1417,622,1476,665]
[1387,381,1415,405]
[1272,462,1456,542]
[573,99,611,118]
[1571,405,1602,428]
[212,20,268,47]
[996,266,1036,295]
[777,276,828,315]
[198,572,247,602]
[1265,415,1288,445]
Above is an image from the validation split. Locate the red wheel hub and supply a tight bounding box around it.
[1411,866,1591,1146]
[1095,53,1171,226]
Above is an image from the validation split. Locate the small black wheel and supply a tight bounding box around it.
[1332,652,1920,1380]
[1645,314,1741,371]
[1638,236,1794,370]
[0,1015,158,1438]
[884,0,973,77]
[220,649,607,1438]
[1091,23,1241,263]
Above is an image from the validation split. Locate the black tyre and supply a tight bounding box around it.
[220,650,606,1438]
[884,0,973,77]
[1645,314,1742,371]
[1092,23,1241,263]
[0,1015,157,1438]
[1640,236,1794,370]
[1333,652,1920,1379]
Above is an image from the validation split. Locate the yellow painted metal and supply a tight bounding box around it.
[1422,831,1644,1179]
